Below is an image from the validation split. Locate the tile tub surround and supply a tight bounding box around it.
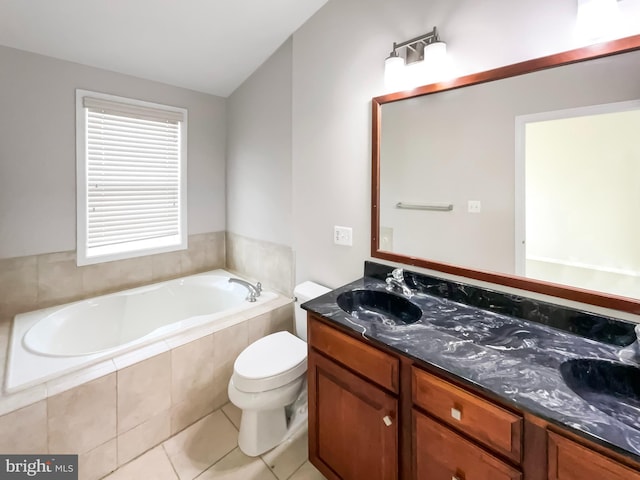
[6,269,283,393]
[302,262,640,463]
[0,297,294,474]
[0,231,226,325]
[226,232,294,296]
[0,231,225,404]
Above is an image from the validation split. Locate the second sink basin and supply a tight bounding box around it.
[560,358,640,430]
[337,289,422,326]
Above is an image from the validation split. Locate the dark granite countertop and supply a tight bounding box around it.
[302,266,640,464]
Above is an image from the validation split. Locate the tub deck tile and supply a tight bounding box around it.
[48,373,117,454]
[0,400,47,454]
[46,359,116,397]
[0,383,46,417]
[117,352,171,434]
[112,341,171,371]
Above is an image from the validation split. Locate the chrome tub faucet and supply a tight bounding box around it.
[229,278,262,302]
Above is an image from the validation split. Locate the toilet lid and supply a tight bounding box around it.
[233,331,307,393]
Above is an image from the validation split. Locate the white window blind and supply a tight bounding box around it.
[77,90,187,265]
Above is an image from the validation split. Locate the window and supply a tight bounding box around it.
[76,90,187,265]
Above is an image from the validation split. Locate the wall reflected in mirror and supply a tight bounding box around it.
[519,101,640,298]
[378,47,640,302]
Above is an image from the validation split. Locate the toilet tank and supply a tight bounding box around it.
[293,281,330,341]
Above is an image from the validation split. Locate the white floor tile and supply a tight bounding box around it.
[196,447,276,480]
[261,425,308,480]
[221,402,241,430]
[163,410,237,479]
[287,461,327,480]
[103,404,319,480]
[103,445,177,480]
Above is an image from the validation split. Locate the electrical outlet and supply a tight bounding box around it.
[380,226,394,251]
[468,200,481,213]
[334,226,353,246]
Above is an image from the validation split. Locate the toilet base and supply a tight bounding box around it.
[235,381,309,457]
[238,407,288,457]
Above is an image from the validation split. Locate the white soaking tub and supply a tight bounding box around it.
[5,270,278,393]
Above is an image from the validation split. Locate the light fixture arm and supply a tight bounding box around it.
[392,27,439,51]
[389,27,442,64]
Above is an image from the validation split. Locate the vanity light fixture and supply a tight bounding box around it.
[384,26,447,91]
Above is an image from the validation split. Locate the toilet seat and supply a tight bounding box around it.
[232,331,307,393]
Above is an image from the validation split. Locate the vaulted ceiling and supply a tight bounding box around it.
[0,0,328,97]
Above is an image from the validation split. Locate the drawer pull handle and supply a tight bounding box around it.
[450,407,462,421]
[383,415,393,427]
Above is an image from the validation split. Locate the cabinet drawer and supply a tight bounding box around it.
[308,316,399,393]
[412,367,522,462]
[414,410,522,480]
[548,431,640,480]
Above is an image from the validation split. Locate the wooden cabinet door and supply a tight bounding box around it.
[308,349,398,480]
[414,409,521,480]
[548,432,640,480]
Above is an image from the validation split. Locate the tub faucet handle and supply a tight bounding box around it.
[228,278,261,302]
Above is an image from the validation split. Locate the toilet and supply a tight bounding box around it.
[228,281,330,457]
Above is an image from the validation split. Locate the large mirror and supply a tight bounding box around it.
[372,35,640,314]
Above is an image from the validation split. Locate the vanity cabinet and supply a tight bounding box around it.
[414,411,521,480]
[307,315,400,480]
[412,367,523,479]
[307,314,640,480]
[548,432,640,480]
[412,367,522,463]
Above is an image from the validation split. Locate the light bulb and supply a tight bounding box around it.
[423,41,449,83]
[384,53,405,92]
[575,0,622,43]
[424,41,447,64]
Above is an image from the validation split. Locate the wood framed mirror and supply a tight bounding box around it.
[371,34,640,314]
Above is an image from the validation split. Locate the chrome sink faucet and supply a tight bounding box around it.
[229,278,262,302]
[385,268,413,296]
[618,324,640,362]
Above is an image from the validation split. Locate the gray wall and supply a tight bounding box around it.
[3,0,639,311]
[226,39,293,246]
[225,39,294,294]
[220,0,613,288]
[0,45,226,259]
[289,0,610,288]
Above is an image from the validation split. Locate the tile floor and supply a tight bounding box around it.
[102,402,327,480]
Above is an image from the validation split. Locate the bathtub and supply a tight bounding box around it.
[4,270,279,393]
